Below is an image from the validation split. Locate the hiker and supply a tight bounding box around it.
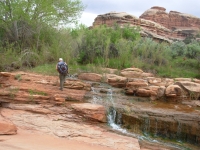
[56,58,68,91]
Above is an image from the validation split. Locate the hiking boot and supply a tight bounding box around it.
[59,88,63,91]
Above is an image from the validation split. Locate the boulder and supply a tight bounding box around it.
[149,86,166,99]
[71,103,107,122]
[147,77,163,86]
[175,81,200,93]
[78,73,102,82]
[136,88,157,97]
[120,68,143,78]
[125,79,148,94]
[107,74,127,88]
[64,79,91,91]
[165,85,182,97]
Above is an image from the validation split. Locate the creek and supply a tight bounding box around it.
[87,82,200,150]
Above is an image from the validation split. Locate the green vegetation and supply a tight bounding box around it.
[9,86,19,99]
[14,74,22,81]
[28,89,47,96]
[0,1,199,78]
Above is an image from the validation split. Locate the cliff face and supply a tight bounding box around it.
[140,6,200,30]
[92,6,200,42]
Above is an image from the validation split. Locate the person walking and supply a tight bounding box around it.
[56,58,68,91]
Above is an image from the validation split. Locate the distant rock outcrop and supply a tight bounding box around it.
[92,6,200,42]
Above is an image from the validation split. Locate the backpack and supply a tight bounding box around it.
[57,62,68,75]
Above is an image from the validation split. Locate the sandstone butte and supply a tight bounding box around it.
[0,66,200,150]
[92,6,200,43]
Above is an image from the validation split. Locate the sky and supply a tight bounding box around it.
[78,0,200,27]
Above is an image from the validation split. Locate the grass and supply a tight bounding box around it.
[28,89,47,96]
[29,64,57,76]
[28,63,115,76]
[14,74,22,81]
[27,57,200,79]
[155,65,199,78]
[9,86,19,99]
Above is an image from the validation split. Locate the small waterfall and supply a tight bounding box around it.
[155,119,158,137]
[143,117,150,135]
[107,107,127,133]
[91,86,190,150]
[91,87,102,104]
[176,121,182,142]
[106,88,128,133]
[106,88,114,106]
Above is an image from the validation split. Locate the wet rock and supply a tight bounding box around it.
[182,100,200,107]
[120,107,200,146]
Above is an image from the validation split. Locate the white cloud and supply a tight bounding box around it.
[78,12,98,27]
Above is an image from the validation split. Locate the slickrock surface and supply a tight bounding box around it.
[0,71,141,150]
[0,107,140,150]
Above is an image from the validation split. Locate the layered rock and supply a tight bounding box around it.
[140,6,200,29]
[71,103,107,122]
[1,69,200,148]
[120,107,200,146]
[93,11,173,42]
[92,6,200,42]
[78,67,200,102]
[140,6,200,39]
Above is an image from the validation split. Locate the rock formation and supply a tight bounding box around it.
[92,6,200,42]
[0,69,200,148]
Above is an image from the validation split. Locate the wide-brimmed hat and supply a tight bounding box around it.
[59,58,63,61]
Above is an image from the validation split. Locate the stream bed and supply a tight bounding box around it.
[86,82,200,150]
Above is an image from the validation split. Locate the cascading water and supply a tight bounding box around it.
[106,89,142,137]
[107,107,128,133]
[91,87,102,104]
[106,88,125,132]
[90,86,195,150]
[105,88,188,150]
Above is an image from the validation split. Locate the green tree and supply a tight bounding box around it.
[170,41,187,58]
[186,40,200,59]
[0,0,84,48]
